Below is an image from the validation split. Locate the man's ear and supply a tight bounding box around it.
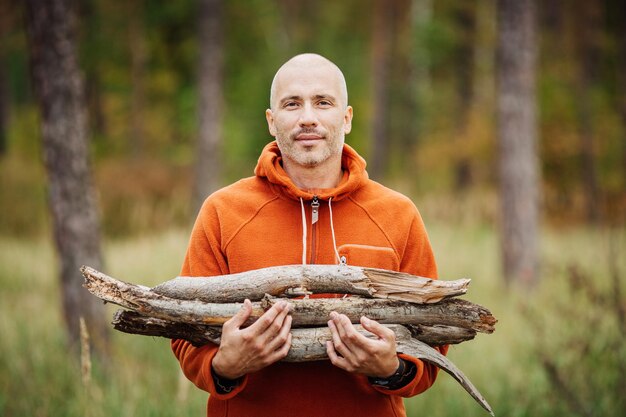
[266,109,277,136]
[343,106,353,135]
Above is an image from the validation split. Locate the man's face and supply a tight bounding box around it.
[266,63,353,169]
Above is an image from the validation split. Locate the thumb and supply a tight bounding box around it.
[360,316,394,341]
[228,299,252,329]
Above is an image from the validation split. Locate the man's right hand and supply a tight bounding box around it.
[211,299,292,380]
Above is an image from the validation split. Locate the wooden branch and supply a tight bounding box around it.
[148,264,471,304]
[112,309,475,346]
[82,266,495,332]
[84,265,495,415]
[112,310,492,416]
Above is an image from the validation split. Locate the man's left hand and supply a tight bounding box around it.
[326,312,400,378]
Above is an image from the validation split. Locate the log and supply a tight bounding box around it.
[83,265,496,415]
[148,264,471,304]
[112,310,493,416]
[82,266,495,332]
[112,309,475,346]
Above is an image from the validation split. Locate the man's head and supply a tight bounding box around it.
[266,53,353,170]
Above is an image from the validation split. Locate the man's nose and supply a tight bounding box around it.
[298,103,318,127]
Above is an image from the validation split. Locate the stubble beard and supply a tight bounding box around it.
[277,128,344,168]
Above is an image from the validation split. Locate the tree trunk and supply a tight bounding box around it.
[193,0,224,216]
[617,0,626,203]
[369,0,393,180]
[129,0,147,157]
[496,0,540,287]
[25,0,109,354]
[453,2,477,191]
[574,0,602,224]
[78,0,107,137]
[0,45,7,157]
[0,0,11,157]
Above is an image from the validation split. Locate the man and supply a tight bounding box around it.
[172,53,447,417]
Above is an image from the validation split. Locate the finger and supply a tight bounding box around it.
[249,301,288,335]
[360,316,395,342]
[225,299,252,330]
[326,341,350,371]
[332,312,367,349]
[328,318,354,359]
[266,314,292,352]
[279,332,293,356]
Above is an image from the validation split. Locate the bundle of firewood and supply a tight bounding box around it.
[81,264,497,415]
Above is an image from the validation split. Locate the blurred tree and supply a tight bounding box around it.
[496,0,539,286]
[129,0,147,157]
[573,0,602,224]
[0,0,12,157]
[193,0,224,215]
[616,0,626,197]
[79,0,107,138]
[390,0,421,174]
[369,0,393,180]
[24,0,109,354]
[452,2,477,191]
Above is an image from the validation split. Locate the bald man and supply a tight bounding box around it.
[173,53,447,417]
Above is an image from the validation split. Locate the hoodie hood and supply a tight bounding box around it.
[254,141,368,201]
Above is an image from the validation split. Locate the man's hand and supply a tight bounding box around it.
[212,299,292,380]
[326,312,399,378]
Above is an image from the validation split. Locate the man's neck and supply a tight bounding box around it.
[283,157,343,191]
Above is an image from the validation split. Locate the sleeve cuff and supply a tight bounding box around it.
[203,349,249,400]
[371,354,424,396]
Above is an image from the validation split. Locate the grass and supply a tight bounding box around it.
[0,222,623,417]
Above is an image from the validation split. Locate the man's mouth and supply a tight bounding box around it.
[294,131,324,143]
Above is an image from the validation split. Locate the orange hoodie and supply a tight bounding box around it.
[172,142,447,417]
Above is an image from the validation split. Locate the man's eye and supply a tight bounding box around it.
[318,101,332,106]
[284,102,299,108]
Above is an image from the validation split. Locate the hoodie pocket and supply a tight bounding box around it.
[337,244,399,271]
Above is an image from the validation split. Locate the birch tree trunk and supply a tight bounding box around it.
[25,0,109,354]
[193,0,224,216]
[496,0,540,287]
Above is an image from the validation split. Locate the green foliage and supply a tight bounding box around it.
[2,0,625,236]
[0,223,623,416]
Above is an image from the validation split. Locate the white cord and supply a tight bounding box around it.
[328,197,342,264]
[300,198,307,265]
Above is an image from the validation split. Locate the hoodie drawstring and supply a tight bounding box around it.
[299,196,345,266]
[299,198,307,265]
[328,197,343,265]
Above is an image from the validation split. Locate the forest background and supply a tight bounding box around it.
[0,0,624,417]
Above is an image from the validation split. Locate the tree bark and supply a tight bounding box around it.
[82,264,470,304]
[82,265,495,415]
[496,0,540,287]
[25,0,109,354]
[81,265,495,332]
[193,0,224,216]
[112,311,493,415]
